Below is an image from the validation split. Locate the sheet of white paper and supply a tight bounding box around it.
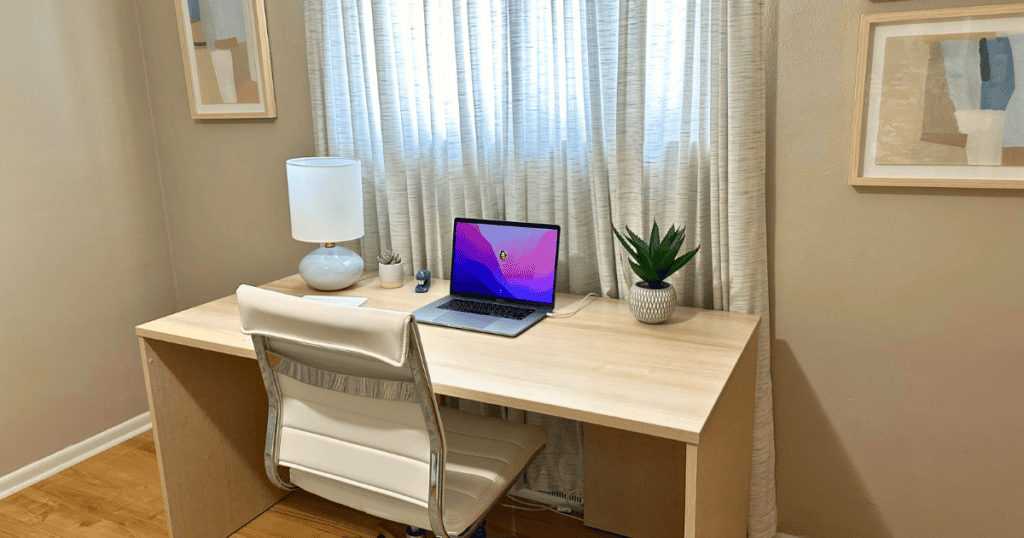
[302,295,369,307]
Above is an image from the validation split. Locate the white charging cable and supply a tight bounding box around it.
[545,293,598,318]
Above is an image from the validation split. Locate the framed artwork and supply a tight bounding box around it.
[851,4,1024,189]
[174,0,276,119]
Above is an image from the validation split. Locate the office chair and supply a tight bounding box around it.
[237,285,546,538]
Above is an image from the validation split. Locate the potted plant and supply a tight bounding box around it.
[614,222,699,324]
[377,250,405,288]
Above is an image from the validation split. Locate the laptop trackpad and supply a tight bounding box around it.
[435,312,495,329]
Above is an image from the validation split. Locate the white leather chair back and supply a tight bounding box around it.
[236,285,444,515]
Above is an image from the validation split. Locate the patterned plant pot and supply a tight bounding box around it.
[628,282,677,324]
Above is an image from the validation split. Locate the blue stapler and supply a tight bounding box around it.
[415,270,431,293]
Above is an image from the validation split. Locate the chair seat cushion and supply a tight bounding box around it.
[288,407,546,536]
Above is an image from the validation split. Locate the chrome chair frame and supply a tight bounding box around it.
[251,320,483,538]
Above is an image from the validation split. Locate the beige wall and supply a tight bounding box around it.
[768,1,1024,537]
[0,1,176,477]
[1,0,316,486]
[135,0,315,310]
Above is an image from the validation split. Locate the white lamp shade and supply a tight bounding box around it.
[286,157,364,243]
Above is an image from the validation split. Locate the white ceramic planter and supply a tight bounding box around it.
[628,282,677,324]
[378,262,405,288]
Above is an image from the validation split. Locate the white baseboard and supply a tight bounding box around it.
[0,412,152,500]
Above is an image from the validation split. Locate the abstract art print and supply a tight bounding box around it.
[174,0,276,119]
[851,4,1024,189]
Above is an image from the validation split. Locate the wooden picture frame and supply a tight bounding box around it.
[173,0,277,119]
[850,4,1024,189]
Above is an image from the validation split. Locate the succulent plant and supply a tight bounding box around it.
[613,221,699,288]
[377,250,402,265]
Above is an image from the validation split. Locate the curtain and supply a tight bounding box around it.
[303,0,776,535]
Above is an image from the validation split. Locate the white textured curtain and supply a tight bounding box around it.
[303,0,776,535]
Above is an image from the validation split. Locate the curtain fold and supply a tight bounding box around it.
[303,0,775,534]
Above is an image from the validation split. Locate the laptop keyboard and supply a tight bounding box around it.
[438,299,536,320]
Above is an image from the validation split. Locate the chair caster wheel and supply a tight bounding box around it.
[406,526,426,538]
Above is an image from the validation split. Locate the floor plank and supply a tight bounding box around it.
[0,431,612,538]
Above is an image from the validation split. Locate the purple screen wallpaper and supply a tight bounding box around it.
[451,222,558,303]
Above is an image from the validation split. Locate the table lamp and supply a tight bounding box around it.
[286,157,364,290]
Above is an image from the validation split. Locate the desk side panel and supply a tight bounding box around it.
[687,321,758,538]
[140,338,286,538]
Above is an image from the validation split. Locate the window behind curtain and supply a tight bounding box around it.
[337,0,703,166]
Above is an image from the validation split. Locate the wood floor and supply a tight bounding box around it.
[0,431,612,538]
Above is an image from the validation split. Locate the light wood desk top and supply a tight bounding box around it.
[137,274,759,445]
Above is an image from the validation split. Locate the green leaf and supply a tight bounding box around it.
[613,228,640,262]
[622,225,655,271]
[615,226,655,277]
[616,226,641,253]
[624,226,650,254]
[629,259,658,282]
[661,230,686,269]
[659,246,700,280]
[650,221,661,253]
[669,225,687,252]
[659,225,674,250]
[652,225,680,268]
[658,234,684,268]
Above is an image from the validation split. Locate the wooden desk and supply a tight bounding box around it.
[137,274,759,538]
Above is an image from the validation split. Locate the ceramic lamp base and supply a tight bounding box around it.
[298,245,364,291]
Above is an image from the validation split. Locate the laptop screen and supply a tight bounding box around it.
[450,219,560,306]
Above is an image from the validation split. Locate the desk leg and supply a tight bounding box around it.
[139,338,287,538]
[683,331,757,538]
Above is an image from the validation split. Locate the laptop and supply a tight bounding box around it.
[413,218,560,337]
